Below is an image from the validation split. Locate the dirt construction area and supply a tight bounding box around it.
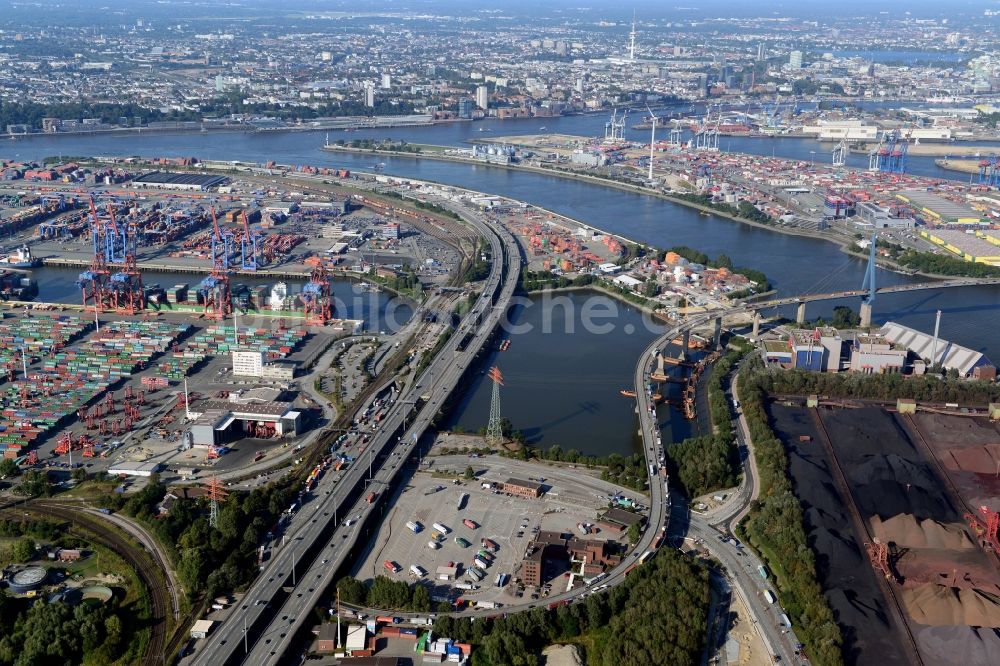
[352,453,646,607]
[769,403,1000,666]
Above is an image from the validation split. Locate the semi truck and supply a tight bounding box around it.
[383,560,401,573]
[406,520,423,533]
[432,522,451,534]
[462,518,478,530]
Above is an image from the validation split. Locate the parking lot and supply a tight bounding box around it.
[353,455,649,606]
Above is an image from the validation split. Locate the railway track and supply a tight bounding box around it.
[1,501,174,666]
[809,408,924,666]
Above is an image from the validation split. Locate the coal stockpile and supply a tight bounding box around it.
[819,408,960,524]
[769,403,910,666]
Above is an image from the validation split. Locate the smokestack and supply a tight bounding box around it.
[930,309,941,370]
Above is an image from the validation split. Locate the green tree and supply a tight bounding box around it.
[0,459,19,479]
[336,577,366,606]
[11,537,34,562]
[410,585,431,612]
[463,466,475,480]
[627,522,642,544]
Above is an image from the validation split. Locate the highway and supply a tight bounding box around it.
[632,313,806,664]
[188,196,520,666]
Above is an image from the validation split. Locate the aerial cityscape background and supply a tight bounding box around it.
[0,2,998,666]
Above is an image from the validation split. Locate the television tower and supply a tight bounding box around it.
[629,11,637,60]
[486,366,504,446]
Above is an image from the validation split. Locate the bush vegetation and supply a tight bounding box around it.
[430,548,709,666]
[737,356,843,666]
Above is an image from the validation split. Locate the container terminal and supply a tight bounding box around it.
[0,162,481,487]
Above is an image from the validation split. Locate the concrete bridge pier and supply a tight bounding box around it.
[678,329,691,361]
[713,316,723,350]
[796,301,807,324]
[860,301,873,329]
[751,312,761,338]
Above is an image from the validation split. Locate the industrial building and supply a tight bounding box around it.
[879,321,996,379]
[519,530,623,586]
[129,171,228,191]
[895,190,985,226]
[848,335,908,374]
[855,201,914,229]
[231,351,298,380]
[762,328,845,372]
[188,400,302,446]
[501,478,543,498]
[762,328,907,374]
[107,461,164,478]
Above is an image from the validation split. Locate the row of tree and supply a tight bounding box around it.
[336,576,432,612]
[429,548,710,666]
[523,446,650,492]
[757,365,1000,403]
[737,356,844,666]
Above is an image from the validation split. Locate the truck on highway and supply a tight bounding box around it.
[757,565,769,580]
[383,560,401,574]
[462,518,478,530]
[366,491,378,504]
[406,520,424,533]
[763,590,776,604]
[779,612,792,628]
[376,616,400,625]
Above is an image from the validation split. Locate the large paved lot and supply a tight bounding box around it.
[353,453,648,605]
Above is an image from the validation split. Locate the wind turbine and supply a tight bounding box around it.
[646,105,659,181]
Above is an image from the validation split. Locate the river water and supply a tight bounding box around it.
[2,119,997,456]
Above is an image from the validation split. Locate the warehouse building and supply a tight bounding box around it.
[107,461,163,478]
[880,322,995,379]
[130,171,228,191]
[919,229,1000,266]
[501,478,543,498]
[895,190,985,226]
[188,400,302,446]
